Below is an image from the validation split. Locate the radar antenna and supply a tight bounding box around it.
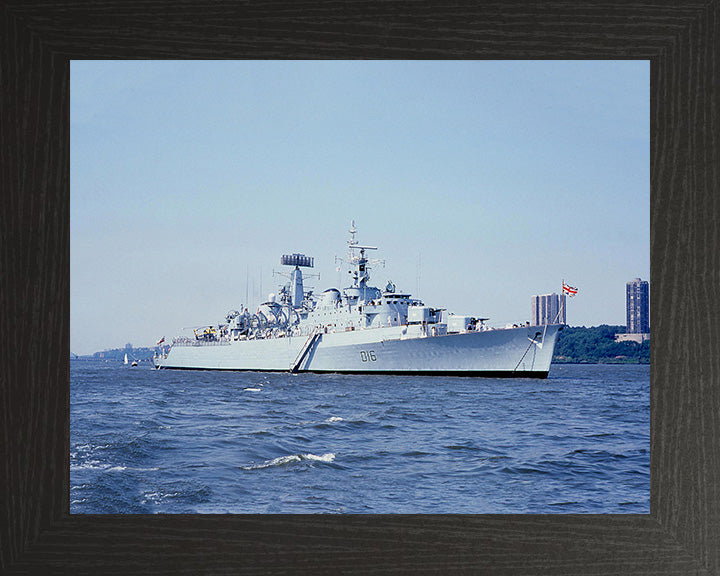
[280,254,314,268]
[274,253,318,309]
[337,220,384,287]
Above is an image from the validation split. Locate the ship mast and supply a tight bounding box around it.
[278,253,315,309]
[346,220,382,288]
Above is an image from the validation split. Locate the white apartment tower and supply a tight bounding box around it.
[531,293,566,326]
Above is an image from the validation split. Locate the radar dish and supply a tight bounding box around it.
[281,253,314,268]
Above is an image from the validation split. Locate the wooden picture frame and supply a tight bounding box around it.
[2,1,717,573]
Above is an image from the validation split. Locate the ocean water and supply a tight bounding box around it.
[70,362,649,514]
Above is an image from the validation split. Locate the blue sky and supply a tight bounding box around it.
[71,60,649,355]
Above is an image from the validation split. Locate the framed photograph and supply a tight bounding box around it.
[2,1,718,574]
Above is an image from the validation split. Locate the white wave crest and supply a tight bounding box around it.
[241,452,335,470]
[70,460,106,471]
[304,452,335,462]
[327,417,344,423]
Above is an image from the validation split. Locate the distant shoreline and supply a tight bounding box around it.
[72,325,650,365]
[552,325,649,364]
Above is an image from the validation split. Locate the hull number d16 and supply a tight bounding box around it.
[360,350,377,362]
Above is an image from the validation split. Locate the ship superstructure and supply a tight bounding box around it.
[154,222,563,377]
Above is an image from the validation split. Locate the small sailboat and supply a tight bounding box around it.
[124,353,129,365]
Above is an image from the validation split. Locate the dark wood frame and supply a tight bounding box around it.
[2,1,718,574]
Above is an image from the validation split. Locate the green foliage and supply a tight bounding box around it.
[553,325,650,364]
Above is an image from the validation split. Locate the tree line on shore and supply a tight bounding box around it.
[553,325,649,364]
[72,343,156,362]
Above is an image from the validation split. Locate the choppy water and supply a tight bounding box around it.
[70,362,649,513]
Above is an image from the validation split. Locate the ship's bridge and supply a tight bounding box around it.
[343,285,382,304]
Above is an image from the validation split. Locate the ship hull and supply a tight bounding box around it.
[155,324,563,378]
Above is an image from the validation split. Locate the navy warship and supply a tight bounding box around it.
[154,222,563,377]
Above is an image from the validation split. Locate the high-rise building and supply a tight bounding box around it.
[531,293,566,326]
[626,278,650,334]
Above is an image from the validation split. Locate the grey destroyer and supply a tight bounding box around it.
[154,222,563,377]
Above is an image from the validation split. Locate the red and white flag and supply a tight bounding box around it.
[156,337,165,345]
[562,282,578,297]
